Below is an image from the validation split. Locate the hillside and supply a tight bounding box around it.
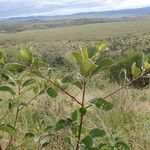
[1,16,150,34]
[1,7,150,22]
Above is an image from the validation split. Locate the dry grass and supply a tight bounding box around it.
[0,20,150,42]
[0,80,150,149]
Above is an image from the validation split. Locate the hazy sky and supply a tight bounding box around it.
[0,0,150,18]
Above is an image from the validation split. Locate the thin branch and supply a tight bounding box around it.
[0,144,2,150]
[76,81,86,150]
[0,108,14,122]
[48,80,82,106]
[0,89,46,122]
[85,74,143,109]
[19,88,46,111]
[5,84,21,150]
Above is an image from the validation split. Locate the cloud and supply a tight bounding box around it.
[0,0,150,18]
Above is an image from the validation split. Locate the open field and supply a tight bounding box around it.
[0,19,150,41]
[0,18,150,150]
[0,19,150,72]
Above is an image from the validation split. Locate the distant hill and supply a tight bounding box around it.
[71,7,150,17]
[1,7,150,22]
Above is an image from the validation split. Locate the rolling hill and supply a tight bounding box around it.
[1,7,150,22]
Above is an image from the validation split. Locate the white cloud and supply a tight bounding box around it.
[115,0,150,9]
[0,0,150,18]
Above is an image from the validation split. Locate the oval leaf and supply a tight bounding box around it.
[55,119,67,131]
[79,108,87,115]
[4,63,26,73]
[20,48,32,62]
[80,59,97,77]
[131,62,141,77]
[71,110,78,121]
[81,135,93,148]
[25,133,35,138]
[143,61,150,71]
[90,97,113,111]
[89,128,106,138]
[0,124,17,137]
[0,85,15,94]
[47,87,58,98]
[42,142,50,148]
[22,79,35,88]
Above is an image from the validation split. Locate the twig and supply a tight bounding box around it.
[0,144,2,150]
[0,108,14,122]
[76,81,86,150]
[85,74,143,109]
[5,84,21,150]
[48,80,82,106]
[0,89,46,122]
[19,88,46,111]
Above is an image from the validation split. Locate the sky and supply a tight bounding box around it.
[0,0,150,18]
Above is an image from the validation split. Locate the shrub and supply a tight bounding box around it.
[0,43,131,150]
[109,51,150,87]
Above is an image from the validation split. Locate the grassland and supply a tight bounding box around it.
[0,16,148,34]
[1,19,150,71]
[0,19,150,41]
[0,18,150,150]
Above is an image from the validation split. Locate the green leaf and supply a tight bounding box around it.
[80,58,97,77]
[0,49,6,64]
[90,97,113,111]
[42,142,50,148]
[25,133,35,138]
[72,52,83,65]
[19,138,36,149]
[71,122,79,135]
[81,47,88,60]
[8,102,13,110]
[0,57,5,64]
[1,70,15,83]
[22,79,35,88]
[20,47,33,62]
[73,80,83,90]
[0,124,17,137]
[0,98,3,102]
[55,119,67,131]
[87,46,98,58]
[131,62,141,77]
[98,43,107,52]
[92,58,114,76]
[143,61,150,71]
[47,87,58,98]
[0,85,15,94]
[4,63,26,73]
[115,141,130,150]
[61,75,74,84]
[32,57,46,68]
[63,52,77,68]
[89,128,106,138]
[81,135,93,148]
[81,126,88,134]
[71,110,78,121]
[79,108,87,115]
